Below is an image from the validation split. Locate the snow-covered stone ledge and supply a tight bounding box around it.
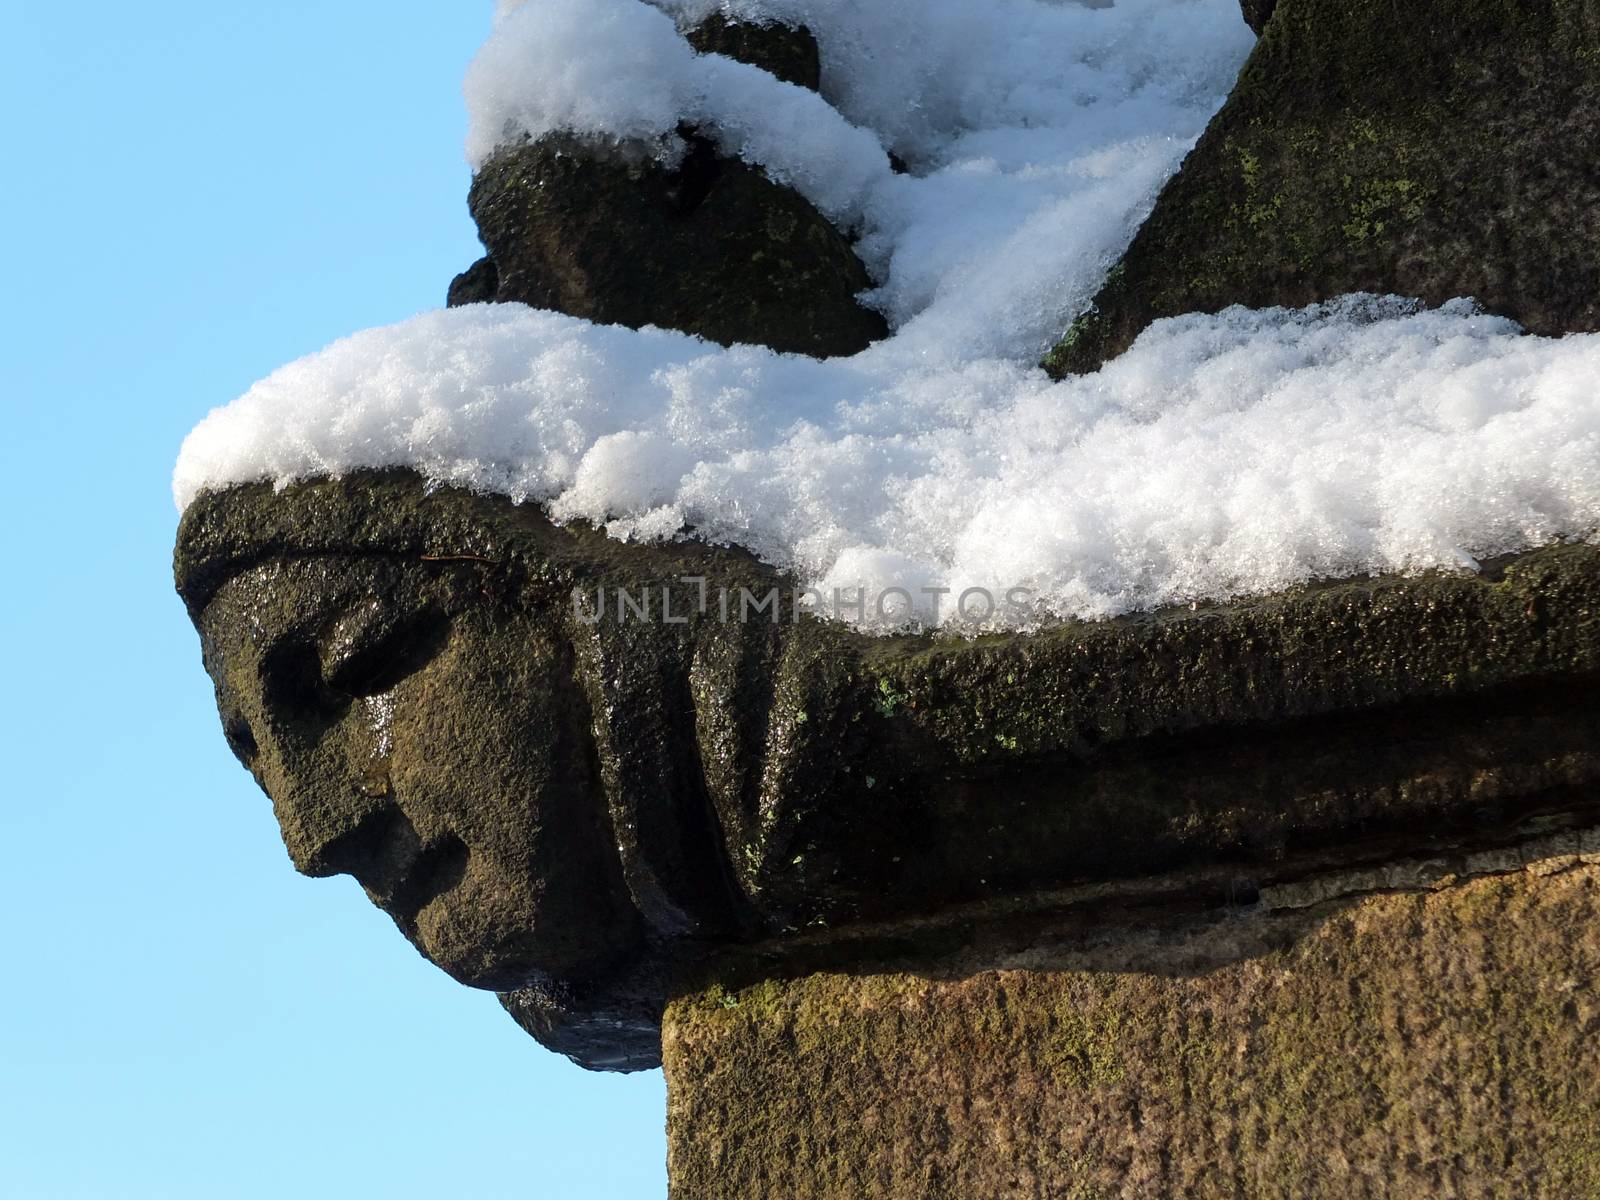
[173,0,1600,1192]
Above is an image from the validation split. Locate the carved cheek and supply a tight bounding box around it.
[381,625,574,881]
[200,572,456,885]
[376,622,636,985]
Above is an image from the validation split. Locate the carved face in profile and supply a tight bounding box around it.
[197,553,643,993]
[179,477,810,1067]
[179,473,1600,1077]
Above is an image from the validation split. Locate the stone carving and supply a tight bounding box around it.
[1045,0,1600,375]
[448,16,887,358]
[171,4,1600,1190]
[177,471,1600,1069]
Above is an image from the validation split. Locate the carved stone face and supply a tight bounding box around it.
[176,476,1600,1072]
[197,553,643,992]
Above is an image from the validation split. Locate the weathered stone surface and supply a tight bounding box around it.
[177,471,1600,1069]
[1238,0,1278,35]
[445,254,497,307]
[685,15,822,91]
[459,132,887,357]
[1045,0,1600,376]
[667,849,1600,1200]
[448,15,884,357]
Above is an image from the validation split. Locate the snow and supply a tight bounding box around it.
[175,297,1600,627]
[467,0,1252,356]
[174,0,1600,630]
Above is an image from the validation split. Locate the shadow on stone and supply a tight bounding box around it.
[177,471,1600,1070]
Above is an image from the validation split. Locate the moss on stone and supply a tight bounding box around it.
[1044,0,1600,376]
[666,862,1600,1199]
[466,132,887,358]
[177,473,1600,1066]
[860,541,1600,768]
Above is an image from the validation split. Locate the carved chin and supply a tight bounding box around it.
[407,889,547,992]
[387,855,599,993]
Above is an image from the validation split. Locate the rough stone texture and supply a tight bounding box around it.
[177,471,1600,1069]
[1238,0,1279,35]
[448,14,886,357]
[457,132,887,357]
[666,851,1600,1200]
[684,15,822,91]
[176,4,1600,1184]
[1044,0,1600,376]
[445,254,497,307]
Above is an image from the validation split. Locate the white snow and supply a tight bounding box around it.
[175,297,1600,627]
[175,0,1600,630]
[467,0,1252,354]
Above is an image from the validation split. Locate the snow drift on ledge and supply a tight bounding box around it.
[174,0,1600,631]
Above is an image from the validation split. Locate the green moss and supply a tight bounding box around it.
[857,541,1600,772]
[667,865,1600,1198]
[1044,0,1600,376]
[1231,140,1287,232]
[1041,308,1108,377]
[1043,1000,1128,1088]
[1552,1101,1600,1198]
[179,473,1600,1071]
[1341,177,1426,241]
[872,677,910,718]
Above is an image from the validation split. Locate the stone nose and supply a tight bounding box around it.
[296,801,420,888]
[286,794,470,939]
[262,755,404,886]
[219,635,406,886]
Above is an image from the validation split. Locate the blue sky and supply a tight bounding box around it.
[2,4,666,1196]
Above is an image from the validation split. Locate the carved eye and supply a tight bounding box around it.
[319,602,451,699]
[261,635,340,725]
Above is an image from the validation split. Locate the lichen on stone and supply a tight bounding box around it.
[1045,0,1600,376]
[177,473,1600,1069]
[667,859,1600,1199]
